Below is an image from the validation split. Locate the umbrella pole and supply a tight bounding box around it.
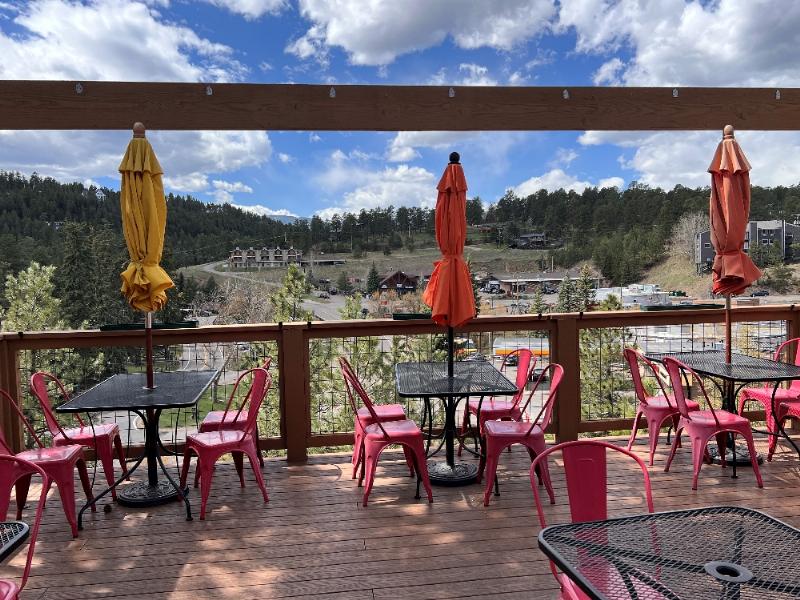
[447,325,454,378]
[725,295,732,364]
[145,312,155,389]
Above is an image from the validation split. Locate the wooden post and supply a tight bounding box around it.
[552,314,581,442]
[279,323,310,462]
[0,340,24,452]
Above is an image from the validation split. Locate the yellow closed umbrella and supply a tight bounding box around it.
[119,122,174,388]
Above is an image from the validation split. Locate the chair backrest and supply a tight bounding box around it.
[530,440,654,527]
[229,368,271,436]
[0,455,49,592]
[29,372,83,438]
[519,363,564,436]
[0,389,46,451]
[338,357,388,437]
[220,357,273,422]
[774,338,800,391]
[663,356,720,425]
[502,349,536,410]
[623,347,673,408]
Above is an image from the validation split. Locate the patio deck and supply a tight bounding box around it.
[8,435,800,600]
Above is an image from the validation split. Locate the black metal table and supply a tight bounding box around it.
[57,370,218,526]
[0,522,28,562]
[646,351,800,469]
[538,506,800,600]
[395,360,517,485]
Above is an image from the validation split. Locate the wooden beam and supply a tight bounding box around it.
[0,82,798,131]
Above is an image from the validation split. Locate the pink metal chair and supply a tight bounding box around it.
[338,356,413,479]
[459,349,536,455]
[624,348,700,465]
[0,456,49,600]
[531,440,654,600]
[30,372,127,500]
[0,389,94,538]
[738,338,800,460]
[199,356,272,467]
[180,368,271,520]
[663,357,763,490]
[478,363,564,506]
[339,358,433,506]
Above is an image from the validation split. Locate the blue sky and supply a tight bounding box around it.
[2,0,800,219]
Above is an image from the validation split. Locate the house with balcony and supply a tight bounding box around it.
[695,220,800,272]
[228,246,303,269]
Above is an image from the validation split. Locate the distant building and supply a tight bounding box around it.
[695,220,800,272]
[492,269,601,294]
[379,270,419,295]
[228,246,303,269]
[595,284,670,308]
[513,232,547,248]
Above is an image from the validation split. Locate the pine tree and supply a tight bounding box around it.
[0,262,65,332]
[269,264,313,322]
[367,262,381,295]
[530,287,548,314]
[336,271,353,294]
[574,264,597,312]
[556,276,577,312]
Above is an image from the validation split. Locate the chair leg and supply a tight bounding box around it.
[741,428,764,488]
[627,409,642,451]
[245,444,269,502]
[362,441,383,507]
[179,448,193,490]
[401,446,416,477]
[352,428,363,479]
[690,435,709,490]
[53,467,79,538]
[76,459,96,512]
[13,474,32,521]
[254,422,265,467]
[96,436,118,500]
[409,439,433,503]
[113,434,129,479]
[232,452,245,488]
[457,410,470,457]
[737,394,749,416]
[664,427,683,473]
[482,441,503,507]
[767,411,781,461]
[715,433,728,468]
[198,453,221,520]
[646,415,662,466]
[531,437,555,504]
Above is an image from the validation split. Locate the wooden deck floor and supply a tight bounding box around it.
[7,435,800,600]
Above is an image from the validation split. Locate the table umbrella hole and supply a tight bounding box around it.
[704,561,753,584]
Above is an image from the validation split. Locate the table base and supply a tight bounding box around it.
[117,481,185,507]
[707,443,763,466]
[427,460,478,486]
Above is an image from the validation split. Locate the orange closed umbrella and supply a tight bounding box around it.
[708,125,761,361]
[423,153,476,375]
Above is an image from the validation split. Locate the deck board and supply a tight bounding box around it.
[4,435,800,599]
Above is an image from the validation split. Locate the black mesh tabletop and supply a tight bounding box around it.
[395,361,517,398]
[539,506,800,600]
[0,521,28,562]
[57,371,218,412]
[645,350,800,383]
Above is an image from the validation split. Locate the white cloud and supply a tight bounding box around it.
[0,0,247,82]
[309,133,322,143]
[456,63,498,86]
[550,148,579,168]
[232,203,298,218]
[592,57,624,86]
[559,0,800,87]
[287,0,556,66]
[211,179,253,202]
[277,152,293,163]
[385,131,525,173]
[202,0,286,20]
[580,130,800,189]
[0,130,271,194]
[258,61,273,72]
[515,168,623,196]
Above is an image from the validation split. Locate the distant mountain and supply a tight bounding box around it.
[229,203,301,224]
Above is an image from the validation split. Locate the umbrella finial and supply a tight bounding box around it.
[132,122,146,138]
[723,124,735,139]
[449,151,460,164]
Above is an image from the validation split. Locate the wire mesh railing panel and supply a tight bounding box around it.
[309,327,552,437]
[580,319,788,424]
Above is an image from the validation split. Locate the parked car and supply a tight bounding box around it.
[751,289,770,297]
[329,287,338,295]
[317,291,329,299]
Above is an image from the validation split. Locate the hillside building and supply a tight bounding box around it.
[695,220,800,272]
[228,246,303,269]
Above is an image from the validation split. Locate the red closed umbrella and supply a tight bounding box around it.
[708,125,761,361]
[423,152,477,376]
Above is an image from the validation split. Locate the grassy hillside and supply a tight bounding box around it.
[640,253,711,299]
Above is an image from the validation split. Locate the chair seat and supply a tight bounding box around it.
[483,419,542,438]
[777,398,800,418]
[187,430,246,448]
[742,386,800,402]
[200,410,249,431]
[364,419,421,439]
[643,395,699,411]
[0,578,19,600]
[54,422,120,445]
[17,444,84,463]
[357,404,406,425]
[468,398,518,414]
[686,409,749,427]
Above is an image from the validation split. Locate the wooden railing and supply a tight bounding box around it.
[1,304,798,462]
